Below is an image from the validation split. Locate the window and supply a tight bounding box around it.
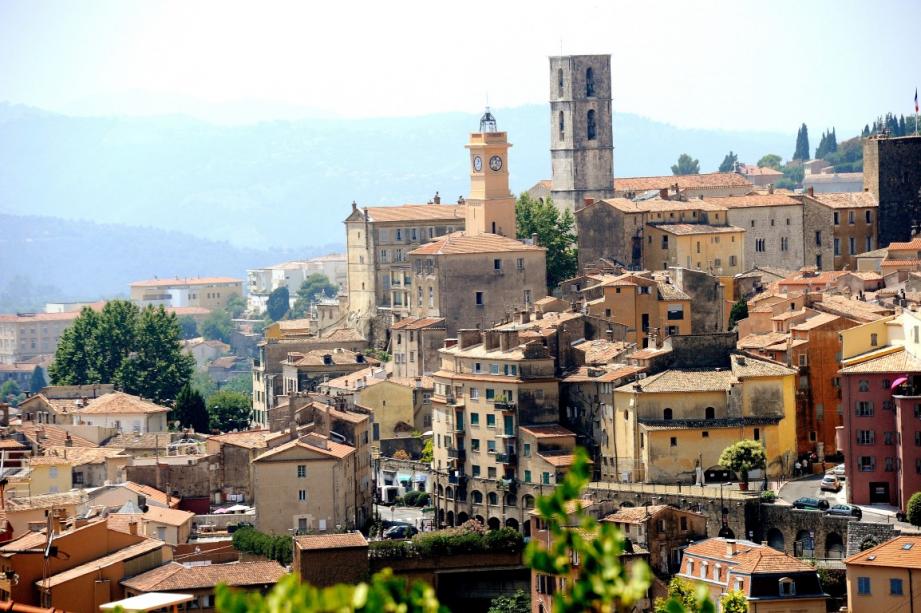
[849,210,856,225]
[516,257,524,270]
[849,236,856,255]
[754,428,760,441]
[866,235,873,251]
[471,413,479,426]
[49,467,58,479]
[885,457,895,472]
[871,333,878,347]
[856,430,874,445]
[885,431,895,445]
[472,465,481,477]
[781,237,789,251]
[680,516,687,531]
[487,440,496,453]
[815,231,822,246]
[586,110,596,140]
[890,578,903,595]
[858,456,875,472]
[298,489,307,501]
[663,408,673,420]
[859,379,870,392]
[524,443,531,457]
[494,258,502,270]
[558,111,565,139]
[705,406,715,420]
[471,439,480,452]
[585,67,595,96]
[542,472,551,485]
[778,578,796,596]
[756,238,766,252]
[524,289,532,305]
[396,229,402,241]
[475,291,484,306]
[834,238,841,256]
[833,211,840,225]
[486,414,496,427]
[661,235,668,249]
[856,401,873,416]
[474,362,482,373]
[866,209,873,223]
[470,387,480,401]
[730,255,737,267]
[702,431,709,438]
[670,437,677,447]
[297,464,306,478]
[524,470,532,483]
[857,577,871,595]
[667,305,684,320]
[557,68,564,97]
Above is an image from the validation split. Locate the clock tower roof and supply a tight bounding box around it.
[479,107,497,133]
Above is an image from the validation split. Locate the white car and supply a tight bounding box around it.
[820,474,842,492]
[830,464,846,480]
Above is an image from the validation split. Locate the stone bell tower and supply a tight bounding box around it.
[549,54,615,214]
[464,108,516,237]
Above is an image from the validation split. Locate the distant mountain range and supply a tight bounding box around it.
[0,102,794,309]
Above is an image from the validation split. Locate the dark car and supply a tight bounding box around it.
[793,497,830,511]
[826,504,862,520]
[383,525,418,540]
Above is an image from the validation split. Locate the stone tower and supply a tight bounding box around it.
[863,134,921,247]
[549,54,615,214]
[465,108,516,237]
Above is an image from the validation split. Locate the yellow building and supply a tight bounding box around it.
[607,342,796,483]
[26,456,72,495]
[264,319,313,341]
[581,272,692,347]
[355,377,433,455]
[643,223,745,277]
[129,277,242,311]
[844,535,921,613]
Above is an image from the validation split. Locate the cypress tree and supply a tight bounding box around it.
[793,123,810,160]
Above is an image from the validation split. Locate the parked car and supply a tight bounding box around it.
[793,497,830,510]
[830,464,846,480]
[383,525,418,540]
[820,475,841,492]
[826,504,862,520]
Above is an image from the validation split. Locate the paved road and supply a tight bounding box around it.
[778,475,900,524]
[375,504,433,528]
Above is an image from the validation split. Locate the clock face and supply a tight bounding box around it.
[473,156,483,172]
[489,155,503,171]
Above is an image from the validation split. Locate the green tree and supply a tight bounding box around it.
[907,491,921,526]
[191,369,217,399]
[207,390,252,432]
[719,589,748,613]
[114,306,194,404]
[201,309,232,344]
[420,438,433,463]
[290,274,338,319]
[226,294,247,318]
[718,440,766,487]
[178,315,199,339]
[515,193,577,289]
[221,374,253,396]
[29,366,46,393]
[655,577,703,612]
[266,286,290,322]
[718,151,738,173]
[757,154,782,170]
[671,153,700,175]
[793,123,810,161]
[172,383,209,432]
[49,306,101,385]
[0,380,23,407]
[487,589,530,613]
[49,302,192,403]
[728,299,748,329]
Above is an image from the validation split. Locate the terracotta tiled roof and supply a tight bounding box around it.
[0,312,82,323]
[5,491,87,512]
[624,368,734,393]
[320,366,388,390]
[730,547,815,573]
[122,481,180,508]
[707,194,801,208]
[103,432,172,450]
[683,537,760,562]
[518,425,576,438]
[806,191,878,209]
[79,392,169,415]
[887,238,921,251]
[571,340,633,366]
[538,454,579,467]
[123,560,286,591]
[284,348,374,367]
[654,224,744,236]
[130,277,241,287]
[107,513,144,535]
[409,232,543,255]
[295,531,368,551]
[39,539,165,588]
[361,203,466,223]
[253,434,355,462]
[740,165,783,177]
[603,505,670,524]
[561,364,641,383]
[28,456,71,466]
[592,198,728,214]
[840,348,921,374]
[15,424,96,448]
[143,506,195,527]
[844,535,921,568]
[209,356,239,369]
[321,327,367,342]
[738,332,791,350]
[613,173,752,192]
[208,430,286,450]
[391,317,446,330]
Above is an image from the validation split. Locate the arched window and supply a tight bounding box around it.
[471,490,483,504]
[586,67,595,97]
[558,110,565,139]
[558,68,564,98]
[664,408,673,421]
[587,110,597,141]
[705,406,715,420]
[488,492,498,505]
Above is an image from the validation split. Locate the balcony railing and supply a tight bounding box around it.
[495,402,517,412]
[447,448,466,462]
[495,452,517,465]
[447,473,467,486]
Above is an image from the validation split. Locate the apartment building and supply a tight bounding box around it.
[390,316,446,378]
[644,223,745,277]
[803,190,879,271]
[0,311,81,364]
[844,535,921,613]
[246,255,347,314]
[280,348,377,395]
[601,504,707,575]
[713,192,806,271]
[606,335,797,483]
[129,277,242,310]
[430,327,561,533]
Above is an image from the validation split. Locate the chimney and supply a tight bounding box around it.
[659,188,669,201]
[457,329,482,349]
[606,328,614,341]
[433,191,441,204]
[483,330,500,351]
[583,197,595,208]
[288,393,297,440]
[128,520,138,536]
[726,539,737,557]
[64,433,73,448]
[499,330,520,352]
[534,310,543,320]
[768,184,774,194]
[806,186,814,197]
[351,200,357,212]
[518,310,531,325]
[531,233,539,246]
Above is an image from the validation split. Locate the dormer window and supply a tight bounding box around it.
[779,577,795,596]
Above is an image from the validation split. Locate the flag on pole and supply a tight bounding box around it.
[916,88,919,114]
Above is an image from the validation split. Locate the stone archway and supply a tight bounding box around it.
[826,532,845,559]
[438,509,445,526]
[620,501,635,508]
[457,511,469,525]
[471,490,483,504]
[505,493,517,507]
[446,510,454,527]
[522,495,535,509]
[505,518,520,531]
[437,484,444,497]
[767,528,785,552]
[487,517,501,531]
[475,514,485,525]
[523,519,532,537]
[445,486,454,500]
[718,526,735,539]
[795,530,814,557]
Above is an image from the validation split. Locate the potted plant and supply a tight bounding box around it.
[718,440,766,491]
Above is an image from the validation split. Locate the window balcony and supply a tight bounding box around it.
[495,452,517,465]
[495,401,517,412]
[447,448,466,462]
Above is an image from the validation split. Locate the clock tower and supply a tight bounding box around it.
[464,108,516,237]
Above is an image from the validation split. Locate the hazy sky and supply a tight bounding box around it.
[1,0,919,135]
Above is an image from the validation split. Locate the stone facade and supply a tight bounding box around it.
[391,317,446,378]
[720,195,806,271]
[863,134,921,247]
[802,191,878,271]
[293,533,369,588]
[549,55,614,214]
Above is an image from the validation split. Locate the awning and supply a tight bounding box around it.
[891,376,908,389]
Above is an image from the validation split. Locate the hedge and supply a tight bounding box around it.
[232,526,293,566]
[369,526,523,559]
